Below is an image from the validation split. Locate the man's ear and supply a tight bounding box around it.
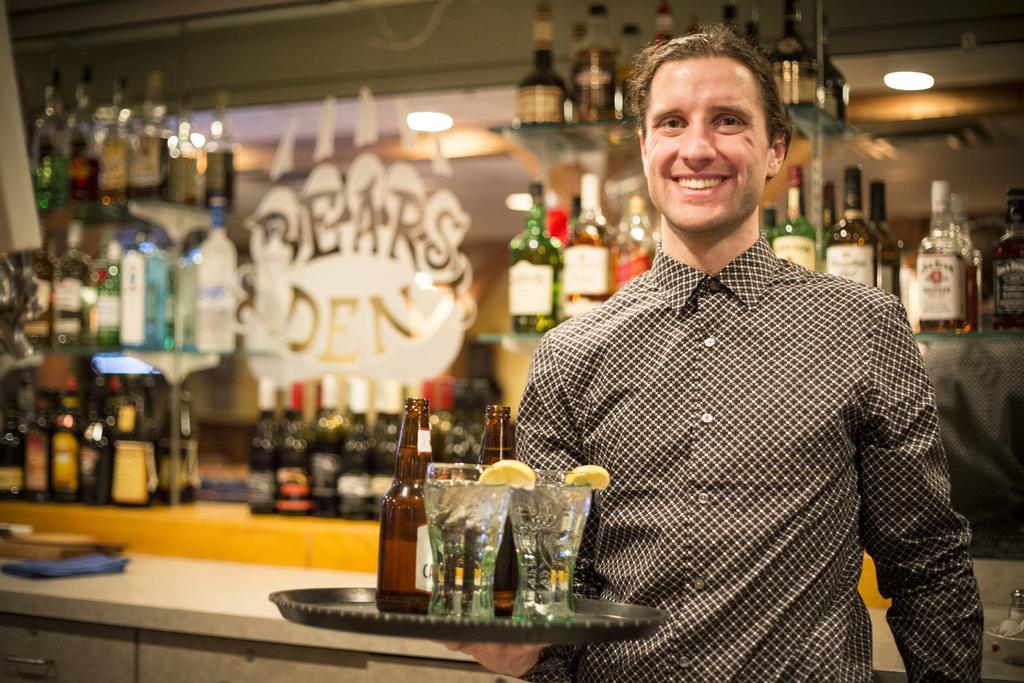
[766,134,786,180]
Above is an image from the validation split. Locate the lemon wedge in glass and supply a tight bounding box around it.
[564,465,610,490]
[479,460,537,488]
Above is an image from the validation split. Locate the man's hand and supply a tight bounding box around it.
[438,641,545,678]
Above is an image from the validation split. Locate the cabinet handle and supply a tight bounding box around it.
[4,656,54,666]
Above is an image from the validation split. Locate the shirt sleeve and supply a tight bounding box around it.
[516,336,602,683]
[857,297,984,682]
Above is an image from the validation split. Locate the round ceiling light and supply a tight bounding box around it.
[406,111,454,132]
[883,71,935,91]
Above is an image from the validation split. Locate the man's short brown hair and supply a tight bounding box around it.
[627,23,792,152]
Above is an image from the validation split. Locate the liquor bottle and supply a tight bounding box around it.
[120,227,148,347]
[917,181,967,333]
[771,166,817,271]
[442,379,476,463]
[476,404,518,616]
[50,377,82,503]
[821,15,848,122]
[167,103,201,206]
[516,1,567,126]
[994,188,1024,330]
[205,91,236,210]
[196,198,238,353]
[249,378,278,515]
[376,397,433,614]
[339,376,373,520]
[654,0,674,44]
[869,181,902,298]
[772,0,817,107]
[615,23,642,119]
[310,375,343,518]
[826,166,876,288]
[111,377,158,506]
[127,70,170,199]
[67,66,99,203]
[0,393,25,499]
[722,0,739,33]
[563,173,611,317]
[761,202,778,241]
[614,195,657,288]
[509,182,562,334]
[276,382,313,515]
[745,1,761,48]
[370,379,403,520]
[53,220,96,347]
[951,194,982,332]
[80,375,115,505]
[24,237,56,348]
[31,69,69,211]
[158,391,198,504]
[97,77,129,206]
[139,226,169,348]
[822,180,836,234]
[572,4,617,123]
[95,238,122,346]
[22,380,51,502]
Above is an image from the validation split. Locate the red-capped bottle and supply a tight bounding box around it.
[275,382,312,515]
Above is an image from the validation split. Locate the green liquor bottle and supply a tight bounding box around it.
[509,182,562,333]
[771,166,817,271]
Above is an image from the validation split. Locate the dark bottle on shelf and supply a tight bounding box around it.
[744,1,760,48]
[249,378,278,515]
[772,0,817,107]
[376,397,433,614]
[24,237,56,348]
[994,188,1024,330]
[870,180,902,299]
[0,392,25,500]
[339,377,373,520]
[68,65,100,203]
[310,375,344,518]
[822,15,848,122]
[477,404,519,617]
[275,382,313,515]
[23,381,52,502]
[572,4,617,123]
[111,377,157,507]
[427,377,454,461]
[369,380,403,521]
[442,378,476,463]
[50,377,82,503]
[158,391,198,505]
[722,0,739,33]
[80,375,115,505]
[516,1,567,125]
[53,220,96,348]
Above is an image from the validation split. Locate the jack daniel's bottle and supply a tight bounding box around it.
[516,1,566,125]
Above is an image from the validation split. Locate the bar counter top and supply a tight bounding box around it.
[0,553,1021,680]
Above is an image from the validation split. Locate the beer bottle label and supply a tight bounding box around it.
[417,428,431,454]
[415,524,433,592]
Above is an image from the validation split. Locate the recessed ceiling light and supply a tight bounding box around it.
[883,71,935,91]
[406,111,453,132]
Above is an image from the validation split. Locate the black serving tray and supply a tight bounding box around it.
[269,587,667,644]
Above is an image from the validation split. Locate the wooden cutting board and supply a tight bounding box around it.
[0,533,126,560]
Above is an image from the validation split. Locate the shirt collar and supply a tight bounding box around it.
[649,236,780,311]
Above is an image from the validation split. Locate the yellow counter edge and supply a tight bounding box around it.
[0,501,891,608]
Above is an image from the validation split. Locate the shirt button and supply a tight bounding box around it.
[697,492,709,504]
[679,657,692,668]
[700,413,713,424]
[703,337,715,347]
[692,577,706,590]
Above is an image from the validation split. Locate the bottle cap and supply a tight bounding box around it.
[348,376,370,414]
[257,378,275,411]
[375,379,405,413]
[320,374,338,409]
[290,381,304,411]
[931,180,950,211]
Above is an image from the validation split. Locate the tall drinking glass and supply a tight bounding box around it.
[510,470,592,622]
[424,463,510,619]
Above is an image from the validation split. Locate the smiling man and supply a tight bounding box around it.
[448,25,983,681]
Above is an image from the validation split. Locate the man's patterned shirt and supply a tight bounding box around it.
[517,237,983,682]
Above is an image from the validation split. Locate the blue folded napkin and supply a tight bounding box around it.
[1,553,130,579]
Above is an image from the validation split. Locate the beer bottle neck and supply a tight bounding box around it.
[478,416,515,465]
[394,411,431,482]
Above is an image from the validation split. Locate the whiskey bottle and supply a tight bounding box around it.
[275,382,313,515]
[80,375,115,505]
[613,194,657,288]
[377,397,433,614]
[249,378,278,515]
[167,102,201,206]
[870,181,902,298]
[111,377,158,506]
[370,379,403,520]
[509,182,562,333]
[772,0,817,107]
[476,405,518,616]
[826,166,876,287]
[128,70,170,199]
[97,77,129,206]
[205,91,236,209]
[31,69,69,211]
[24,237,55,348]
[50,377,82,503]
[67,65,99,203]
[0,392,25,499]
[994,188,1024,331]
[822,180,836,234]
[917,181,966,333]
[339,376,373,520]
[951,194,982,332]
[310,375,343,518]
[563,173,611,317]
[53,220,96,347]
[822,15,848,122]
[516,1,566,125]
[573,4,617,123]
[22,381,51,503]
[771,166,817,271]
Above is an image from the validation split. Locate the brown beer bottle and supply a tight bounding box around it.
[376,397,433,613]
[477,405,518,616]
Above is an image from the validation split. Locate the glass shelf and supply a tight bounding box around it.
[916,330,1024,343]
[476,332,545,355]
[786,103,858,142]
[493,119,638,166]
